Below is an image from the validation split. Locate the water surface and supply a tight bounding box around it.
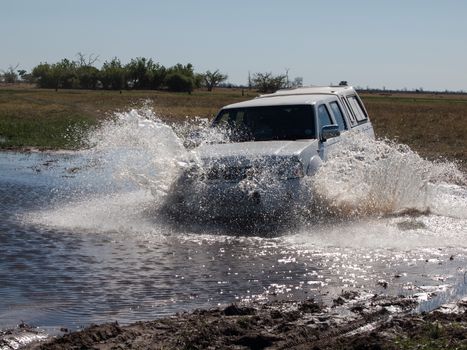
[1,110,466,331]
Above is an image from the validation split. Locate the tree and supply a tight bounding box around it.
[165,72,194,93]
[75,52,99,67]
[73,53,100,89]
[53,59,78,89]
[32,63,53,88]
[2,64,19,83]
[193,73,204,89]
[203,69,228,91]
[291,77,303,88]
[76,65,100,89]
[124,57,169,90]
[168,63,194,77]
[252,72,287,93]
[100,58,127,90]
[32,59,78,89]
[126,57,159,89]
[165,63,196,92]
[147,62,167,90]
[126,57,149,89]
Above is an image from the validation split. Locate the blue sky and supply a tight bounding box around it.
[2,0,466,91]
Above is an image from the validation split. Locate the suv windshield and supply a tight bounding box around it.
[213,105,315,142]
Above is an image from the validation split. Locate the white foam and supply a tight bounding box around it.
[30,190,159,234]
[311,134,466,217]
[85,107,189,199]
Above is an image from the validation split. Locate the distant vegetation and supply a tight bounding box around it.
[0,54,230,93]
[2,53,466,95]
[250,72,303,93]
[0,53,309,93]
[31,56,206,93]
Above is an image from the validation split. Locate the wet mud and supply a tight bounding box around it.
[10,295,466,350]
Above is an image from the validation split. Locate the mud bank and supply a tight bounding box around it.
[3,295,464,350]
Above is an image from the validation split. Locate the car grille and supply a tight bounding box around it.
[202,158,304,181]
[205,165,249,181]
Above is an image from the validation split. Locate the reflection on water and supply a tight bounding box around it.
[1,109,466,331]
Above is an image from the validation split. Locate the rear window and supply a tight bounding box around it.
[214,105,315,142]
[346,95,368,122]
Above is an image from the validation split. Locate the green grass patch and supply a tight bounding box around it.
[394,321,467,350]
[0,114,95,149]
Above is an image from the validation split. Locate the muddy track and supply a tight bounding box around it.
[9,293,465,350]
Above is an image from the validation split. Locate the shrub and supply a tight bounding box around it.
[165,72,194,93]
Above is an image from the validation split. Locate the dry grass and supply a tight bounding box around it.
[361,92,467,166]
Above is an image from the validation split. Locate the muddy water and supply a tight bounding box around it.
[1,109,467,332]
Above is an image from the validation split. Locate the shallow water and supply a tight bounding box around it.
[1,110,467,331]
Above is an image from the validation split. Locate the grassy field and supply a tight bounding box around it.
[362,92,467,166]
[0,87,255,149]
[0,86,466,168]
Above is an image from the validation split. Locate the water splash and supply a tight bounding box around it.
[311,134,466,217]
[26,107,467,232]
[85,108,188,199]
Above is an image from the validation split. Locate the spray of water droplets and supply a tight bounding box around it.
[311,134,466,217]
[26,106,467,234]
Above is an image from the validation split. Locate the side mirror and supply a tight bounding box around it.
[320,124,340,142]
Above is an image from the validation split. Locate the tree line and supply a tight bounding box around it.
[4,56,465,94]
[1,54,306,93]
[1,54,229,93]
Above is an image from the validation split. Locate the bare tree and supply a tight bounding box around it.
[75,52,99,67]
[252,72,287,93]
[203,69,228,91]
[291,77,303,88]
[284,67,290,88]
[1,64,19,83]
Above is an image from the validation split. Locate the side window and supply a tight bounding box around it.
[330,101,347,131]
[318,104,332,129]
[346,96,367,122]
[340,97,357,126]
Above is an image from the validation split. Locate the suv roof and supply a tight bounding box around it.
[223,85,356,109]
[265,85,354,97]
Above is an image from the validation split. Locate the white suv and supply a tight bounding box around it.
[169,86,375,218]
